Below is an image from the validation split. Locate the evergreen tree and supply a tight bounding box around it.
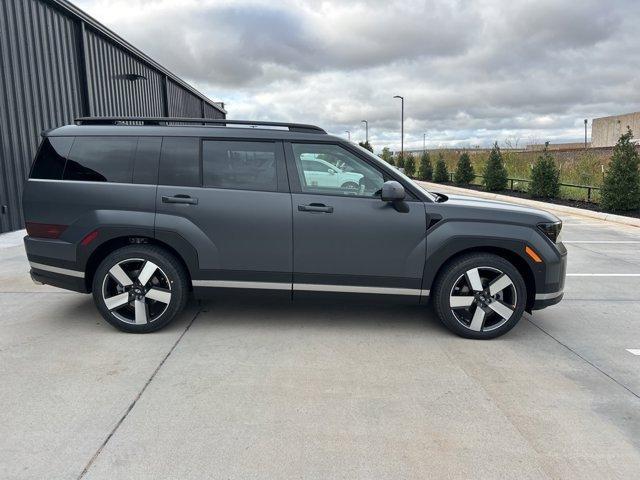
[529,143,560,198]
[359,141,373,152]
[380,147,393,163]
[454,152,475,185]
[404,153,416,178]
[433,154,449,183]
[601,128,640,212]
[417,151,433,181]
[483,142,508,191]
[396,153,405,169]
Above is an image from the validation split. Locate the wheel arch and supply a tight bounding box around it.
[83,235,195,293]
[427,245,536,311]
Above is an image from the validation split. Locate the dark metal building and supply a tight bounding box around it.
[0,0,226,233]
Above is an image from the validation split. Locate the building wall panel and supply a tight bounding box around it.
[0,0,83,232]
[167,79,204,118]
[84,28,164,117]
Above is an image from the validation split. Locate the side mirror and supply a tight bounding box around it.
[381,180,406,202]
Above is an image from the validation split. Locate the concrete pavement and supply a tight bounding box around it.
[1,204,640,479]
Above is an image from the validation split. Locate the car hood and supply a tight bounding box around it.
[439,193,560,224]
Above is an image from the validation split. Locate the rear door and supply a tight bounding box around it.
[155,137,293,292]
[286,142,427,298]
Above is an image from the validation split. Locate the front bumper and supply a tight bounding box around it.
[532,241,567,310]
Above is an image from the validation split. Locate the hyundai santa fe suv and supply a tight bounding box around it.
[22,117,567,339]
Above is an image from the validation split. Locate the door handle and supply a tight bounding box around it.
[162,195,198,205]
[298,203,333,213]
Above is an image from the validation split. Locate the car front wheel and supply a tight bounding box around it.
[433,253,527,339]
[92,245,189,333]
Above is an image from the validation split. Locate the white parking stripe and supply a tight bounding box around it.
[564,241,640,244]
[567,273,640,277]
[626,349,640,356]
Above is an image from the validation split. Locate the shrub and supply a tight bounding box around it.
[396,153,405,169]
[483,142,508,191]
[387,156,395,166]
[601,128,640,212]
[417,152,433,181]
[404,154,416,177]
[433,154,449,183]
[454,152,474,185]
[529,143,560,198]
[359,141,373,152]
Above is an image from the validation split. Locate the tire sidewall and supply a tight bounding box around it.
[433,253,527,339]
[92,245,188,333]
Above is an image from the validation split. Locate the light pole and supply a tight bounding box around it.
[361,120,368,144]
[345,130,351,141]
[423,133,426,153]
[584,119,588,148]
[394,95,404,159]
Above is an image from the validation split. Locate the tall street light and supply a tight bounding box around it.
[423,133,426,153]
[393,95,404,158]
[584,119,588,148]
[345,130,351,141]
[361,120,369,144]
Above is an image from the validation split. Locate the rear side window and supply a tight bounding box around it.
[30,137,74,180]
[202,140,277,191]
[63,137,137,183]
[159,137,200,187]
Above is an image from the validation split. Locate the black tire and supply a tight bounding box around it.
[432,253,527,339]
[92,245,189,333]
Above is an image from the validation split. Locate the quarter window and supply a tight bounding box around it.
[202,140,277,191]
[63,136,137,183]
[292,144,384,197]
[30,137,74,180]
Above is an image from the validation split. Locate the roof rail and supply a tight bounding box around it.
[74,117,326,134]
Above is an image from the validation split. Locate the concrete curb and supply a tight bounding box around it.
[416,181,640,228]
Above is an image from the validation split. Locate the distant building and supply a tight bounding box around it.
[0,0,226,233]
[591,112,640,148]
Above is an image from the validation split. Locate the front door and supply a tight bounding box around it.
[155,137,292,291]
[287,143,427,298]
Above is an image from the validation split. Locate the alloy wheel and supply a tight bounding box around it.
[448,266,517,333]
[101,258,172,325]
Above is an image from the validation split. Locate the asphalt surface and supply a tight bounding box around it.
[1,205,639,479]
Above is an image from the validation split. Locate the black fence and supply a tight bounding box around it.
[447,173,601,203]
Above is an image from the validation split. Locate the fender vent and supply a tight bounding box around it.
[427,214,443,230]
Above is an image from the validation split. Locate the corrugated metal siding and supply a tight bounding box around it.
[204,102,226,120]
[0,0,83,232]
[167,79,203,118]
[84,28,165,117]
[0,0,225,233]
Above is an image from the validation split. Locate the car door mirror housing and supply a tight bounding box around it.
[381,181,406,202]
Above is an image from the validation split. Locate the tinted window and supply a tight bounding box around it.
[30,137,73,180]
[63,136,136,183]
[133,137,161,185]
[159,137,200,187]
[292,143,384,197]
[202,141,277,191]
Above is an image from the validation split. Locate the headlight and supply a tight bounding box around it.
[538,221,563,243]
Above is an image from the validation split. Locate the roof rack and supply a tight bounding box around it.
[75,117,326,134]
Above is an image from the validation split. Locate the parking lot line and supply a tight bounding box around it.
[626,349,640,356]
[567,273,640,277]
[563,241,640,244]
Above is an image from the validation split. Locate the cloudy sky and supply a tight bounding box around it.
[72,0,640,152]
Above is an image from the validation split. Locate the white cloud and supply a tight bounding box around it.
[73,0,640,151]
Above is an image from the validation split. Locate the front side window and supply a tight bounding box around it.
[202,140,277,191]
[63,136,137,183]
[292,143,384,197]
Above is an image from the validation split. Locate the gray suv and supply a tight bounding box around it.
[22,117,567,339]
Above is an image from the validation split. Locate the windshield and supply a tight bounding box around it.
[352,144,437,201]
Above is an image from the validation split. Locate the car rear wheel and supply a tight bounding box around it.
[92,245,189,333]
[432,253,527,339]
